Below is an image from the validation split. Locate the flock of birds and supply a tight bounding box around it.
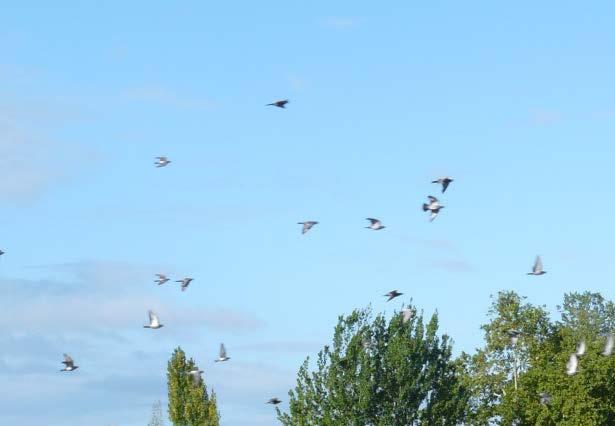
[56,99,608,412]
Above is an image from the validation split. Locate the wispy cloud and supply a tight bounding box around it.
[0,102,97,203]
[2,261,266,333]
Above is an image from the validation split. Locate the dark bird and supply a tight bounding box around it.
[527,256,546,275]
[422,196,444,222]
[298,221,318,234]
[154,274,170,285]
[267,398,282,405]
[0,250,4,256]
[175,277,194,292]
[60,353,79,372]
[384,290,403,302]
[267,99,289,108]
[432,177,454,193]
[365,218,385,230]
[154,156,171,168]
[143,310,163,329]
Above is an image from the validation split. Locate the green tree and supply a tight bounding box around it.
[148,400,165,426]
[465,291,615,425]
[167,347,220,426]
[277,305,469,425]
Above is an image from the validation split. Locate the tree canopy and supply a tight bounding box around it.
[278,292,615,425]
[167,347,220,426]
[277,305,469,425]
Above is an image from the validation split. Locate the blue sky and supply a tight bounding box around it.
[1,1,615,424]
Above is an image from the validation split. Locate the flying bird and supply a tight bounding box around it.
[365,218,385,230]
[507,329,523,346]
[566,353,578,376]
[154,274,170,285]
[432,177,454,193]
[401,308,415,323]
[0,250,5,256]
[527,256,547,275]
[384,290,403,302]
[267,398,282,405]
[154,156,171,168]
[603,333,614,356]
[422,196,444,222]
[298,221,318,234]
[215,343,230,362]
[175,277,194,292]
[143,310,163,329]
[189,368,204,385]
[267,99,289,108]
[60,353,79,372]
[539,392,551,405]
[576,340,586,356]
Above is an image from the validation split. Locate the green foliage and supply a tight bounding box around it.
[277,305,469,425]
[167,347,220,426]
[464,291,615,425]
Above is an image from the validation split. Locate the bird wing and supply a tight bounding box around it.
[220,343,227,358]
[576,340,586,356]
[566,353,578,375]
[429,211,438,221]
[428,195,438,202]
[62,353,74,366]
[149,310,159,326]
[534,256,543,273]
[442,180,450,192]
[604,333,614,355]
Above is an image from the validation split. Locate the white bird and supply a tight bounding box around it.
[143,310,163,329]
[401,308,415,323]
[603,333,614,356]
[154,274,170,285]
[154,156,171,168]
[576,340,586,356]
[566,353,578,375]
[422,196,444,222]
[527,256,547,275]
[365,218,385,230]
[215,343,230,362]
[60,353,79,372]
[298,221,318,234]
[175,277,193,292]
[432,177,454,193]
[189,368,204,384]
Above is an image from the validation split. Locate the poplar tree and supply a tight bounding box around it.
[167,347,220,426]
